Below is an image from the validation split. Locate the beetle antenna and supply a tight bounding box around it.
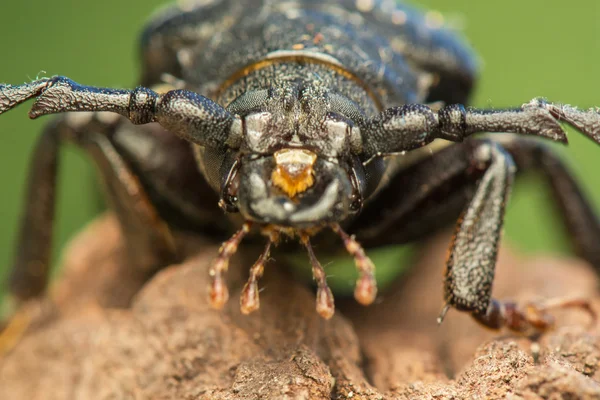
[208,222,252,310]
[301,235,335,319]
[240,239,273,315]
[358,98,600,157]
[331,224,377,306]
[0,76,243,150]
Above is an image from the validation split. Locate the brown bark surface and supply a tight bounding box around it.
[1,214,600,399]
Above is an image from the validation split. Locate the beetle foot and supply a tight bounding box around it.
[208,222,252,310]
[472,298,596,336]
[302,235,335,319]
[331,224,378,306]
[240,240,272,315]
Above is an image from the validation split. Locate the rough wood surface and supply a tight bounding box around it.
[1,214,599,399]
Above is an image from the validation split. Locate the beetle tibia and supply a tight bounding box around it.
[208,222,252,310]
[302,235,335,319]
[240,241,271,315]
[331,224,378,306]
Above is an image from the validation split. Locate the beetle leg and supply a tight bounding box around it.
[501,137,600,269]
[351,141,477,244]
[353,138,599,335]
[467,297,596,336]
[7,120,61,302]
[83,132,178,280]
[441,140,516,324]
[439,139,596,335]
[1,114,180,352]
[5,116,179,304]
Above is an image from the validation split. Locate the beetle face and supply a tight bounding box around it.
[213,83,369,231]
[236,151,355,228]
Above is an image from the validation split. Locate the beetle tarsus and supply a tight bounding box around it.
[209,222,252,310]
[472,297,596,336]
[240,240,272,315]
[331,224,378,306]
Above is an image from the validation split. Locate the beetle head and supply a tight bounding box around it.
[234,150,356,228]
[205,82,369,230]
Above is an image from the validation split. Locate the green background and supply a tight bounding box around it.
[0,1,598,294]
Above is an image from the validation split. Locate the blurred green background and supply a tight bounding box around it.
[0,0,598,295]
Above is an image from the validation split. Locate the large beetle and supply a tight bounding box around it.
[1,0,600,336]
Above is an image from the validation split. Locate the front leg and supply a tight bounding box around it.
[440,140,594,336]
[442,140,514,320]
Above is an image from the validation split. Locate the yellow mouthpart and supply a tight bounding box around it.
[271,148,317,198]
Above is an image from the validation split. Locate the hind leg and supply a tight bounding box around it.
[0,113,179,354]
[8,113,178,306]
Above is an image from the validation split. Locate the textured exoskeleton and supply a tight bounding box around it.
[2,0,600,336]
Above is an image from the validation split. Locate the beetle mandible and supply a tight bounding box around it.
[1,0,600,337]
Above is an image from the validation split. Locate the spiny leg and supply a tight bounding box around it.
[470,298,596,337]
[8,120,60,302]
[1,114,179,353]
[502,137,600,270]
[301,235,335,319]
[440,140,593,335]
[350,138,597,335]
[8,116,178,305]
[209,222,252,309]
[351,141,477,244]
[240,240,272,315]
[331,224,377,306]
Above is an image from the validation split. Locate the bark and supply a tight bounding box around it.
[1,214,599,399]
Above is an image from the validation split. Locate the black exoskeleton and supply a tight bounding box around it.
[2,0,600,335]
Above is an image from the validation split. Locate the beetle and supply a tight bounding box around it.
[1,0,599,338]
